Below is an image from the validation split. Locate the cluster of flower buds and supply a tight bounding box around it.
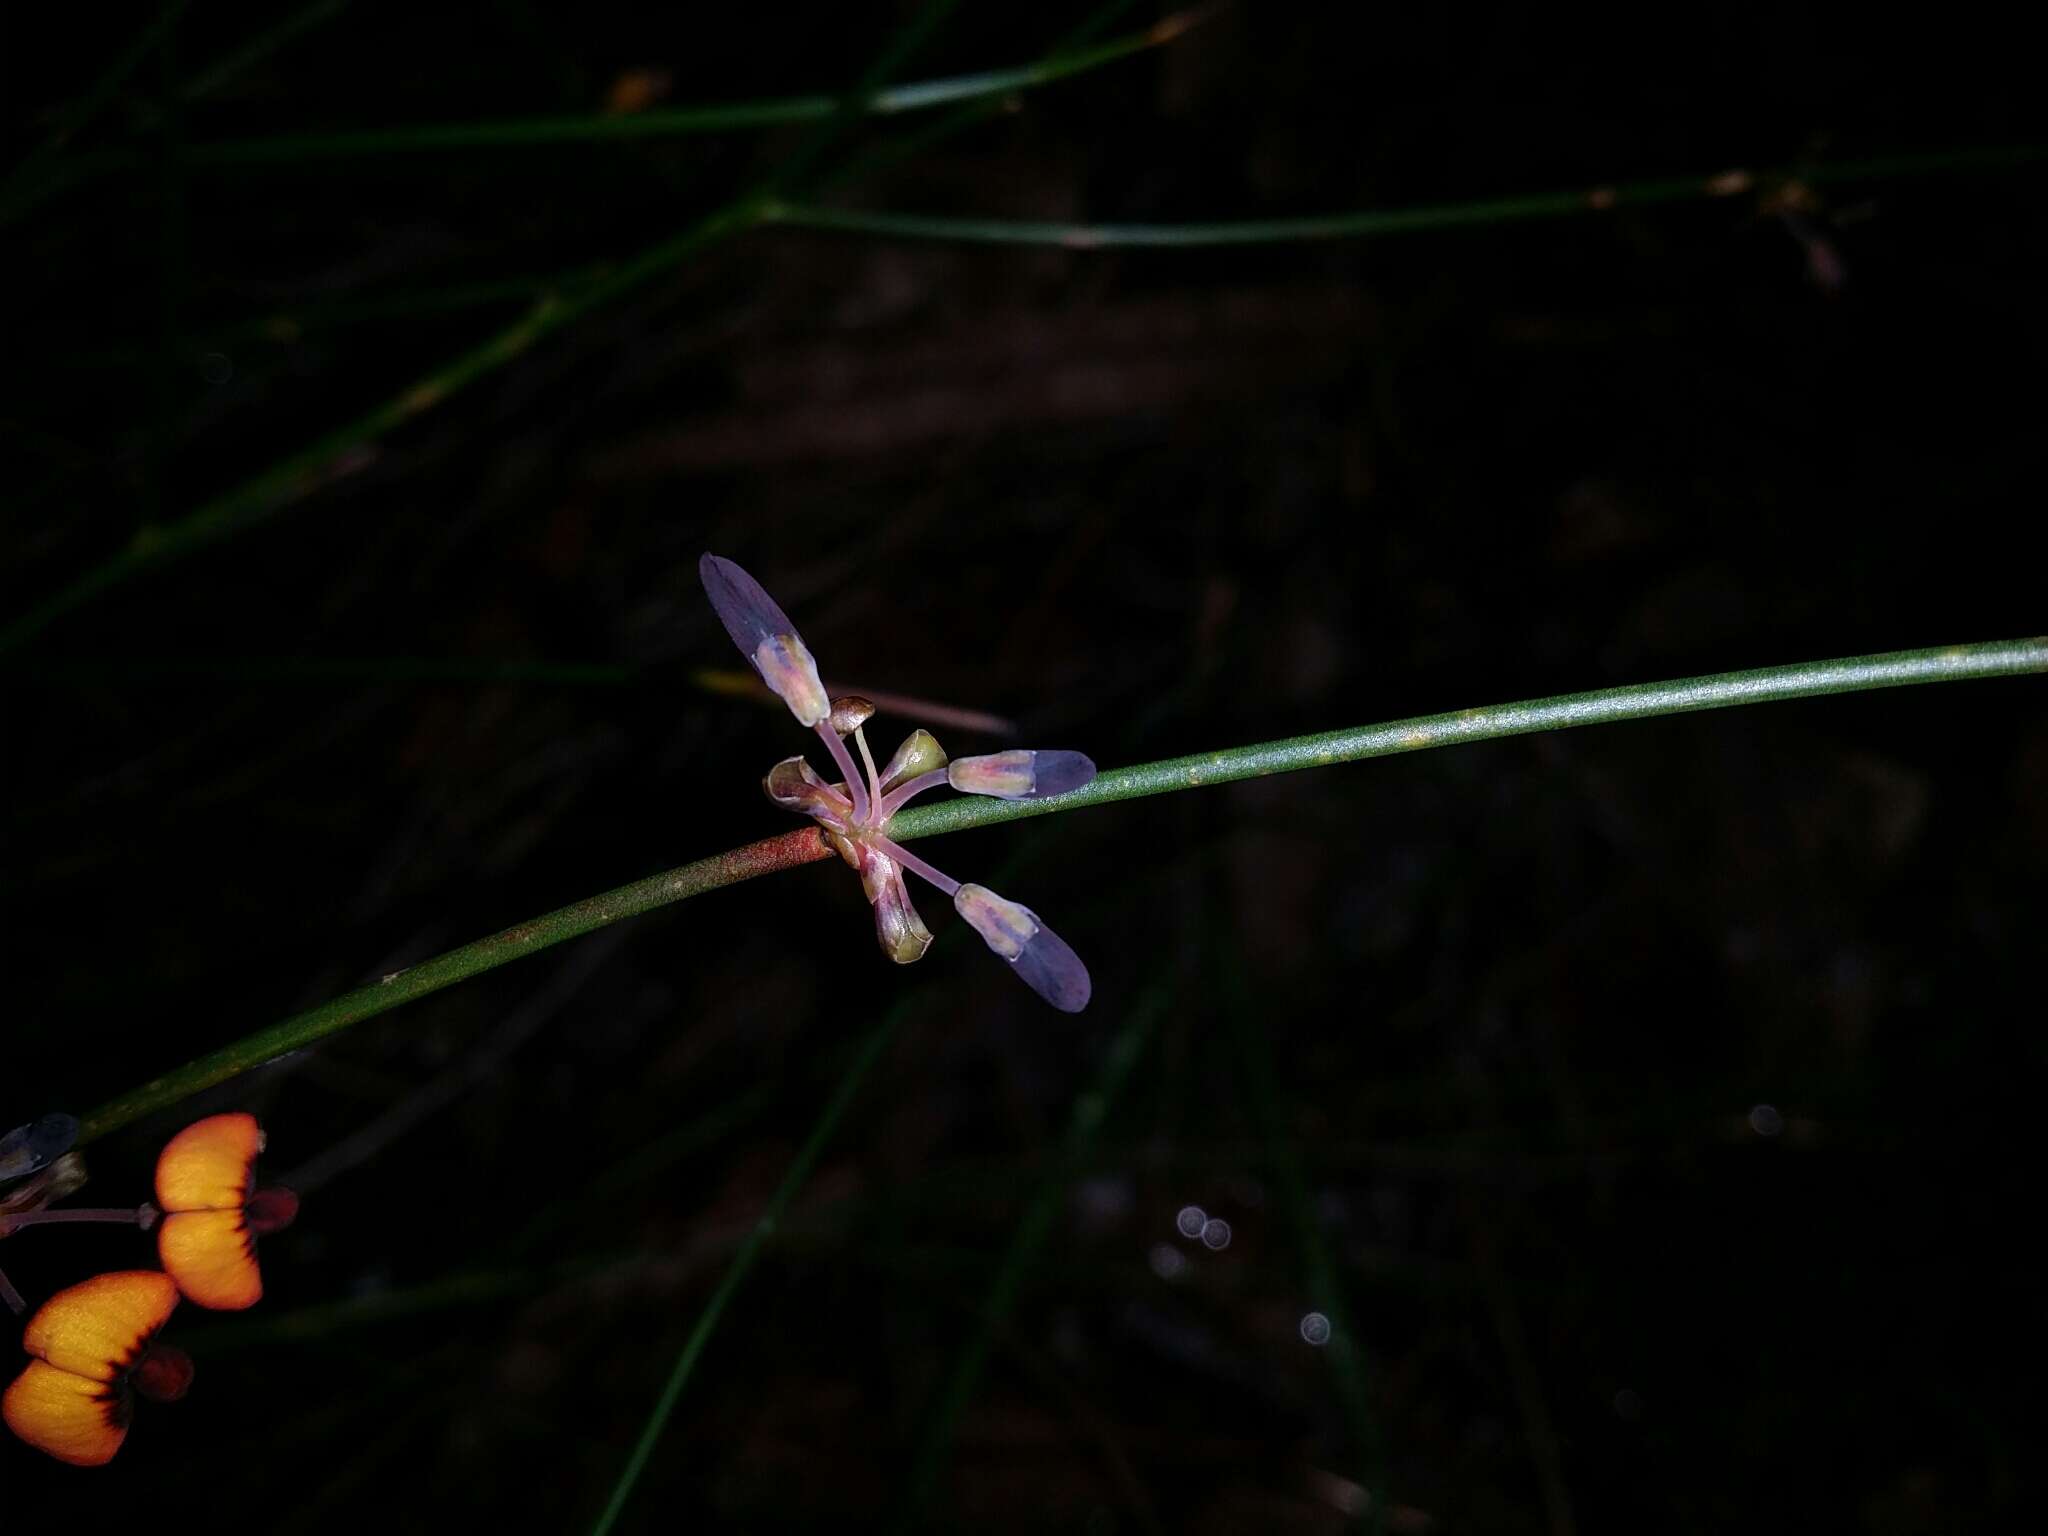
[701,554,1097,1011]
[0,1111,297,1465]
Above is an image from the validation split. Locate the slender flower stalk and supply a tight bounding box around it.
[0,1209,149,1233]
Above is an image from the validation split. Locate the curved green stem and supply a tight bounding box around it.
[76,828,833,1145]
[886,638,2048,840]
[765,143,2048,248]
[77,638,2047,1141]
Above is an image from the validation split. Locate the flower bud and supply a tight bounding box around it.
[700,554,833,727]
[953,884,1091,1012]
[826,696,876,736]
[0,1113,78,1183]
[763,756,851,823]
[946,749,1095,800]
[953,883,1037,958]
[879,729,948,793]
[754,634,830,728]
[871,867,934,964]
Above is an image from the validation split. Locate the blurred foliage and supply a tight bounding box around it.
[5,2,2046,1531]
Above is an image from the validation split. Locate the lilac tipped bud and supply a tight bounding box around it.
[953,884,1092,1012]
[946,749,1096,800]
[699,553,831,726]
[879,729,948,794]
[763,756,852,824]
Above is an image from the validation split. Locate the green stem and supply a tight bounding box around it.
[587,1002,903,1536]
[764,143,2048,247]
[181,0,351,102]
[0,10,1200,657]
[0,194,763,658]
[892,984,1168,1530]
[77,639,2047,1141]
[5,10,1199,218]
[75,828,833,1145]
[0,1,192,217]
[1225,960,1384,1527]
[184,13,1189,162]
[889,638,2048,839]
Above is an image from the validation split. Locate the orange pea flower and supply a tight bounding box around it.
[2,1271,191,1465]
[152,1113,298,1311]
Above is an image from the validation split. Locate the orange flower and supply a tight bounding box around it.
[2,1271,190,1465]
[153,1113,298,1311]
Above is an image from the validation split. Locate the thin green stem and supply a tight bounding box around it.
[885,639,2048,840]
[0,194,761,657]
[8,9,1196,216]
[765,143,2048,247]
[180,13,1179,163]
[892,984,1168,1530]
[76,639,2047,1141]
[75,828,833,1145]
[181,0,351,102]
[0,10,1198,656]
[1225,959,1384,1528]
[587,1002,904,1536]
[0,1,192,218]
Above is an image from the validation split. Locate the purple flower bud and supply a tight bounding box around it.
[946,749,1096,800]
[953,884,1092,1012]
[700,554,830,726]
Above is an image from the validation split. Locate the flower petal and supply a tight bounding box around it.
[3,1358,128,1466]
[1025,750,1096,798]
[1014,918,1092,1012]
[156,1112,261,1212]
[699,554,830,727]
[953,884,1092,1012]
[158,1209,263,1310]
[22,1271,181,1382]
[946,750,1096,800]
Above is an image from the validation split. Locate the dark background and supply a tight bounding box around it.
[5,4,2045,1531]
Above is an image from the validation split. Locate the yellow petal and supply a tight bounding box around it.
[155,1112,261,1212]
[21,1270,180,1383]
[158,1209,262,1310]
[3,1358,128,1466]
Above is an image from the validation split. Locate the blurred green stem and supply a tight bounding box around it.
[587,1001,905,1536]
[76,828,835,1144]
[77,638,2045,1142]
[765,143,2048,246]
[183,13,1195,161]
[892,984,1169,1530]
[0,8,1200,656]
